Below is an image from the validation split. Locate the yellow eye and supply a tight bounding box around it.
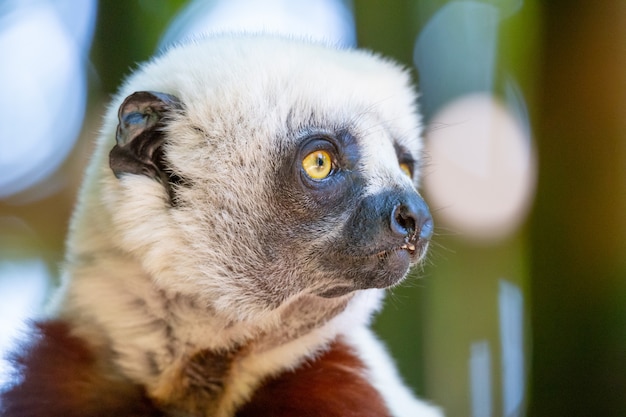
[302,150,332,180]
[399,162,412,178]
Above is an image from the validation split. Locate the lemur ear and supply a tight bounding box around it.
[109,91,182,181]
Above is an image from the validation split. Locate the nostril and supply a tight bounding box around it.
[391,204,416,237]
[390,200,433,241]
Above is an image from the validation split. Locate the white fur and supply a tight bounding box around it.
[53,34,440,416]
[346,326,443,417]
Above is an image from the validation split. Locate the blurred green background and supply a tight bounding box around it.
[1,1,625,416]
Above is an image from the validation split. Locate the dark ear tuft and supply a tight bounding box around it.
[109,91,183,198]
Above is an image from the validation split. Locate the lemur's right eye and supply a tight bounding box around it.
[302,150,332,180]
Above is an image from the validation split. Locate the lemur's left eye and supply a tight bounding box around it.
[399,162,412,178]
[302,150,332,180]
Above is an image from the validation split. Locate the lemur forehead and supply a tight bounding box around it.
[122,36,416,117]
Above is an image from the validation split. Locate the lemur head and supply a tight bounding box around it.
[72,35,432,322]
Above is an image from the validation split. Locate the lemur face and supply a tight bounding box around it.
[103,36,431,319]
[270,122,432,299]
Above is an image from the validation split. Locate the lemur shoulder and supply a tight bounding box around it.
[1,34,442,417]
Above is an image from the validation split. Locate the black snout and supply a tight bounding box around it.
[317,188,434,296]
[339,188,433,258]
[390,195,433,241]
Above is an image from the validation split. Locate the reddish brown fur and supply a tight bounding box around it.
[1,323,390,416]
[236,340,392,417]
[0,321,162,417]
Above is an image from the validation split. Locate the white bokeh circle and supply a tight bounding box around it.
[424,93,536,241]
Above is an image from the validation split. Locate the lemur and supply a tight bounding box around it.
[1,34,442,417]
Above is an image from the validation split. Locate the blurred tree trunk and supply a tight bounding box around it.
[91,0,186,93]
[530,2,626,416]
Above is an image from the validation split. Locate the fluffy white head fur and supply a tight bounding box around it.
[53,34,440,416]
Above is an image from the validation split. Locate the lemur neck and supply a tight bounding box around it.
[149,294,354,416]
[58,254,361,416]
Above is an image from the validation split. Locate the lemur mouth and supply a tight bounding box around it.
[398,225,429,263]
[371,239,428,265]
[389,233,428,264]
[316,240,429,298]
[401,240,416,253]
